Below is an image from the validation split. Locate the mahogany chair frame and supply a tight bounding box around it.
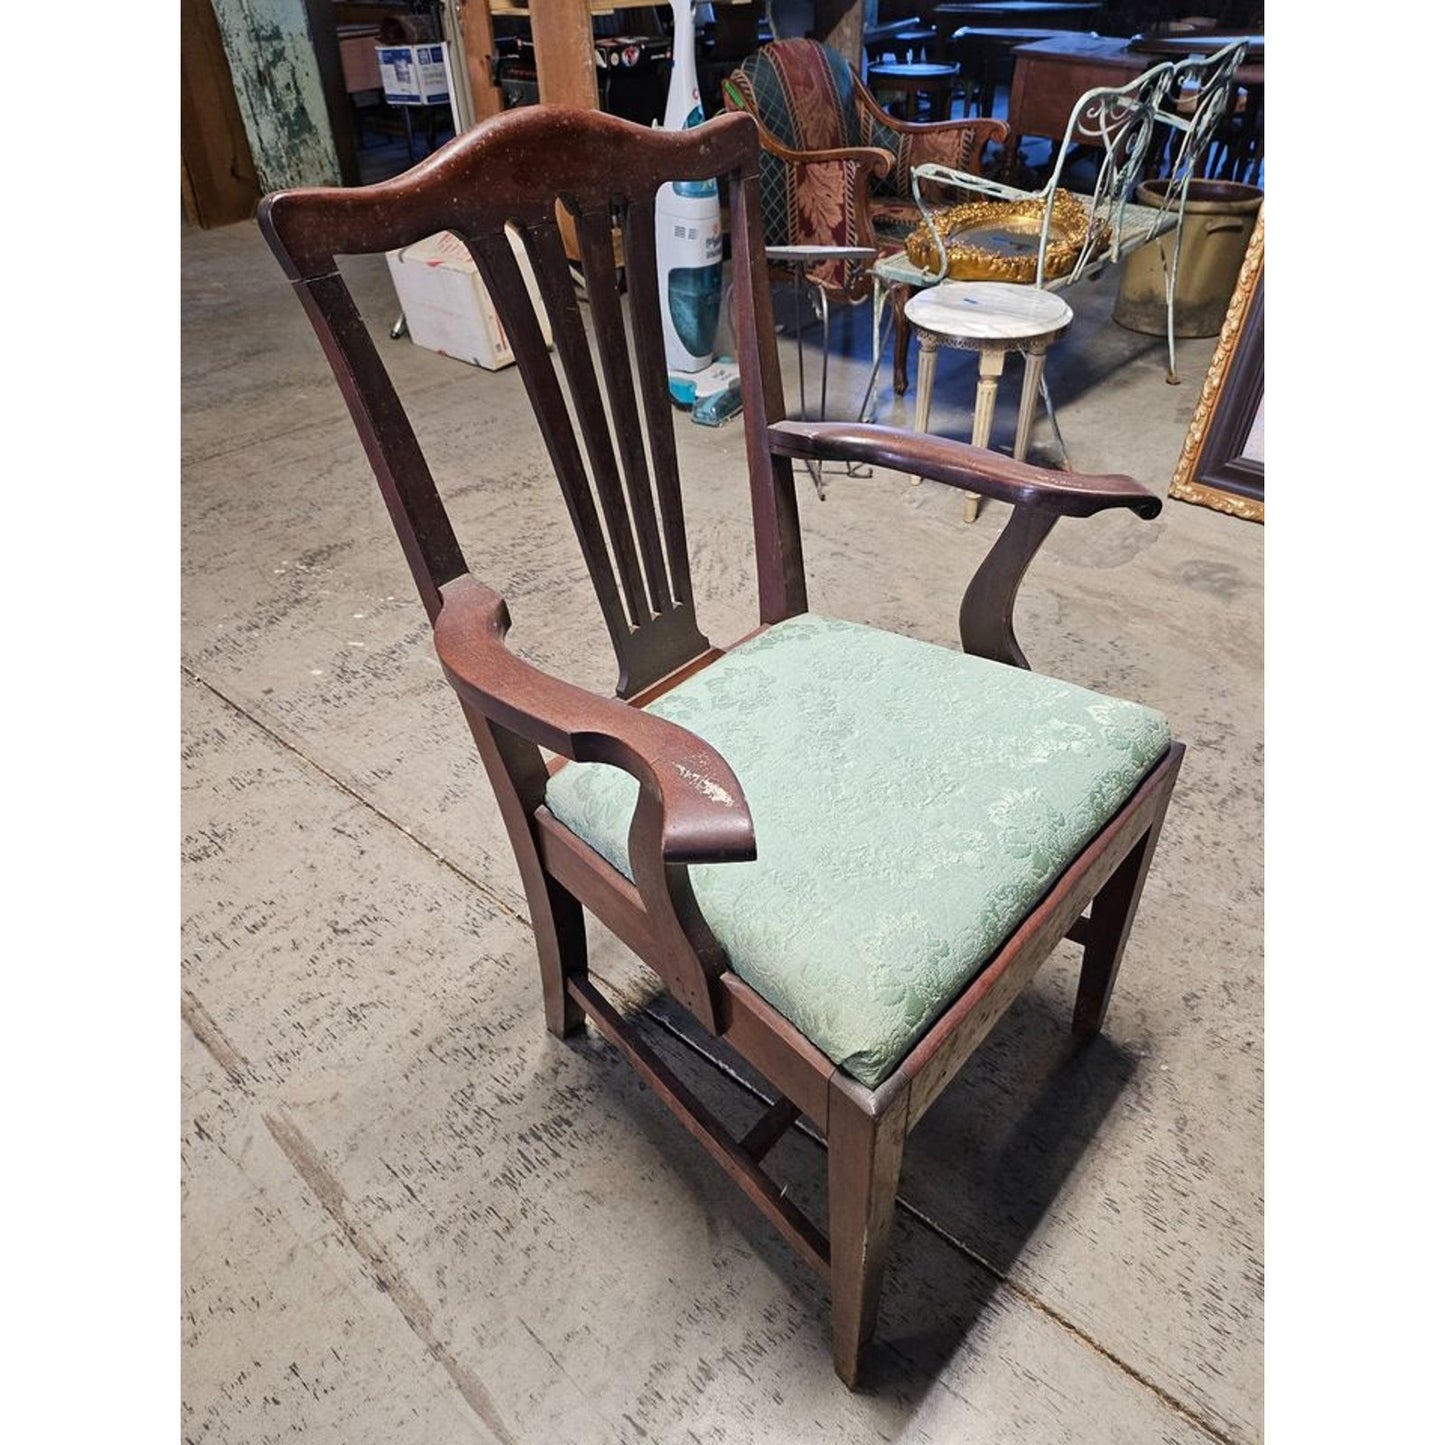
[260,105,1184,1388]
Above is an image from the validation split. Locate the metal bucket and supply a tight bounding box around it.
[1113,179,1263,338]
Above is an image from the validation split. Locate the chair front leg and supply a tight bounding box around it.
[827,1072,910,1386]
[1073,824,1163,1038]
[466,707,588,1037]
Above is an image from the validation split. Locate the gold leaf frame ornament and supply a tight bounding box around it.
[1169,207,1264,523]
[904,191,1098,283]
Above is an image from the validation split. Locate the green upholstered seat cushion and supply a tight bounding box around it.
[544,615,1169,1088]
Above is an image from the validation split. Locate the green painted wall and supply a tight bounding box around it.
[206,0,340,192]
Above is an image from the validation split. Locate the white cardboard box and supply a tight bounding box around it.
[385,229,552,371]
[376,42,451,106]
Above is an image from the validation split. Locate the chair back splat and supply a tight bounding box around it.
[260,104,1186,1390]
[261,108,800,694]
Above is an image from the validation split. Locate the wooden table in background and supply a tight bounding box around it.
[1004,32,1265,181]
[931,1,1100,27]
[1003,33,1149,172]
[942,26,1068,116]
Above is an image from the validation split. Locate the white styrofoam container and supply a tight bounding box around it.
[376,43,451,106]
[385,229,552,371]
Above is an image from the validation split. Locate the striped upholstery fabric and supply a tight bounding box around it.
[722,39,870,292]
[723,41,1002,293]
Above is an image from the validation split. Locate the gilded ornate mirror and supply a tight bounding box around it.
[1169,209,1263,522]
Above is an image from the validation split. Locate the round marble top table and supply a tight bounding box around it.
[903,281,1074,522]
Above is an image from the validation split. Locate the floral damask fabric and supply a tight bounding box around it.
[860,110,996,202]
[544,616,1170,1088]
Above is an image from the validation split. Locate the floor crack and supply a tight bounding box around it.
[263,1109,517,1445]
[182,665,531,932]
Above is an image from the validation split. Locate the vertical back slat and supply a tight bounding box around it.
[464,227,633,654]
[620,194,697,609]
[574,204,672,615]
[520,217,653,629]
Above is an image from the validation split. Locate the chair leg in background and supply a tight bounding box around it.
[1073,826,1162,1037]
[1015,348,1047,463]
[962,346,1005,523]
[535,874,590,1038]
[815,282,832,422]
[1038,371,1071,470]
[1163,231,1183,386]
[911,336,938,486]
[827,1076,908,1387]
[892,290,913,395]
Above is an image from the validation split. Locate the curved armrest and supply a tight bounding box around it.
[721,77,893,180]
[855,83,1008,144]
[769,422,1162,519]
[753,129,893,181]
[433,575,756,866]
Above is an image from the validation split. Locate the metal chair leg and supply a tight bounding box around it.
[1039,371,1071,471]
[857,277,893,426]
[817,284,831,424]
[1163,231,1183,386]
[793,267,808,423]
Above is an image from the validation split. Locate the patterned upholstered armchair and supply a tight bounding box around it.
[722,38,1006,302]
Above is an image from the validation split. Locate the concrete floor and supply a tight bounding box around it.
[181,218,1263,1444]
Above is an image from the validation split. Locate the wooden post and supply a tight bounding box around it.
[458,0,505,119]
[814,0,865,70]
[531,0,601,109]
[181,0,261,226]
[531,0,602,259]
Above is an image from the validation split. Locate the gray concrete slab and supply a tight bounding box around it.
[182,215,1262,1442]
[183,676,1227,1445]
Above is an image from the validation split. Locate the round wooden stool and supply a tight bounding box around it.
[904,281,1073,523]
[867,61,960,122]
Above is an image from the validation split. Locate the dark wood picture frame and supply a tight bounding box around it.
[1169,209,1263,523]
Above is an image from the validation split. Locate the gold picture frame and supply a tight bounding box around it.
[904,192,1097,284]
[1169,207,1264,522]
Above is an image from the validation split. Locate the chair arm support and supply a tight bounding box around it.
[910,159,1034,204]
[769,422,1163,519]
[855,82,1008,145]
[754,130,894,181]
[433,575,756,867]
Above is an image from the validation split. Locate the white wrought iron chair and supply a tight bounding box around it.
[907,41,1248,387]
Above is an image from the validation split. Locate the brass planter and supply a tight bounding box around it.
[1113,179,1263,339]
[905,191,1097,283]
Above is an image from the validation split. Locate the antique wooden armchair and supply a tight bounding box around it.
[259,105,1184,1388]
